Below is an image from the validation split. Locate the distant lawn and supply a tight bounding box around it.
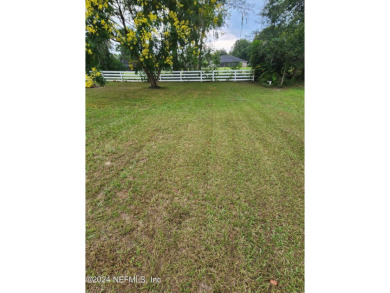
[86,82,304,292]
[200,67,252,70]
[215,66,252,70]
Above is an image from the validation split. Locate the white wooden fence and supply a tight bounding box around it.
[101,69,254,82]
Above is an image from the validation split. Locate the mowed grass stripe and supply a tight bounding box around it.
[86,82,304,292]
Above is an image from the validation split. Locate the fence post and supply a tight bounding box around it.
[212,70,214,82]
[120,72,123,82]
[234,70,237,81]
[252,70,254,81]
[200,71,203,82]
[180,71,182,82]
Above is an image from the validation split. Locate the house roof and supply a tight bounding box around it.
[220,55,247,63]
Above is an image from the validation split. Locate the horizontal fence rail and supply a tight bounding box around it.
[100,70,254,82]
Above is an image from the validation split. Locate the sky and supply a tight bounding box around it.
[207,0,266,53]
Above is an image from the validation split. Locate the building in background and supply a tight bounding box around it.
[220,55,248,67]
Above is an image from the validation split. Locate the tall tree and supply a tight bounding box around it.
[211,50,221,68]
[230,39,251,60]
[85,1,126,71]
[86,0,226,87]
[186,0,226,69]
[250,0,304,86]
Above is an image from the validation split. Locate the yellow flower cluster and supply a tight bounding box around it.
[92,67,101,76]
[134,12,149,26]
[148,12,157,22]
[137,29,153,60]
[126,30,137,44]
[141,30,152,43]
[85,0,109,18]
[168,10,190,40]
[85,67,102,88]
[101,19,112,32]
[85,43,93,55]
[85,77,94,88]
[142,47,150,59]
[165,56,173,66]
[86,0,112,37]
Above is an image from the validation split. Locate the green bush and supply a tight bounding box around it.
[86,67,106,88]
[230,62,242,70]
[258,71,281,87]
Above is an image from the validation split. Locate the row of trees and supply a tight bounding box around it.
[227,0,304,86]
[251,0,304,86]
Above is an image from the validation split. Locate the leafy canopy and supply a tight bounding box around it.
[250,0,304,86]
[86,0,226,87]
[230,39,251,61]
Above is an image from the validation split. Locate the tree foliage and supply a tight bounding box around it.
[177,0,226,70]
[250,0,304,86]
[230,39,251,61]
[215,49,227,55]
[85,1,127,71]
[86,0,226,88]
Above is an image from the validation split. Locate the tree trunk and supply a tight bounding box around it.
[139,60,161,89]
[149,75,159,88]
[197,44,202,70]
[280,64,287,86]
[291,67,299,81]
[197,30,204,70]
[172,42,180,71]
[145,70,160,89]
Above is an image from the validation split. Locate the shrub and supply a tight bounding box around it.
[85,67,106,88]
[253,64,263,80]
[230,62,242,70]
[258,71,281,87]
[85,76,94,88]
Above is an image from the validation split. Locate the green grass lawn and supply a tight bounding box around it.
[86,82,304,292]
[200,67,252,71]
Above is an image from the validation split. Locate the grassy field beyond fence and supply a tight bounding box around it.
[86,82,304,292]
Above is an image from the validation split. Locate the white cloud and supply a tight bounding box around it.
[207,31,238,53]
